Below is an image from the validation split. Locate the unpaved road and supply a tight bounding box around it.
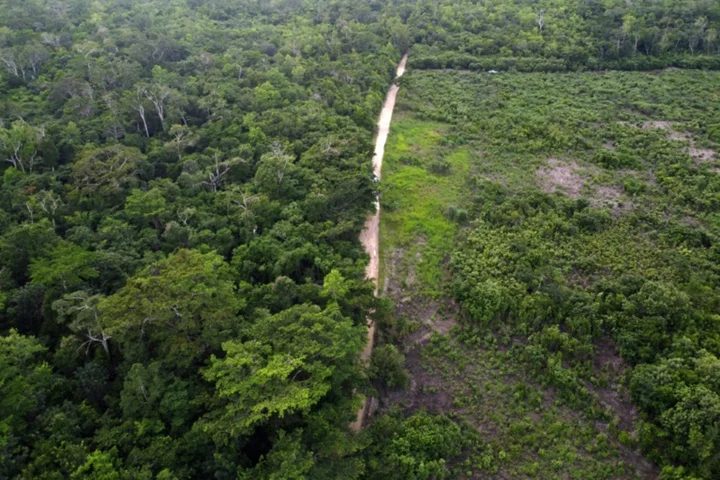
[351,53,408,432]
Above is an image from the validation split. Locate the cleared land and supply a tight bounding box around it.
[373,69,720,478]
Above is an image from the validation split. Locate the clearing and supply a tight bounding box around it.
[370,68,720,478]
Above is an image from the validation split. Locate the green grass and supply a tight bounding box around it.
[421,333,644,479]
[379,116,472,295]
[369,69,720,478]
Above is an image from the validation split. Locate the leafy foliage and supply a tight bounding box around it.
[1,0,719,477]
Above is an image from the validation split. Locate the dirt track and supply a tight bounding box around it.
[351,53,408,432]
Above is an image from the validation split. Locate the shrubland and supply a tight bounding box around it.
[1,0,720,478]
[379,69,720,478]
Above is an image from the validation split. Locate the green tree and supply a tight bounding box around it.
[203,301,364,438]
[98,249,240,370]
[70,145,143,202]
[124,187,168,229]
[0,330,53,477]
[53,291,111,356]
[71,449,130,480]
[29,243,99,292]
[363,411,471,480]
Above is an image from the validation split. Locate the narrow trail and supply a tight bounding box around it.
[351,53,408,432]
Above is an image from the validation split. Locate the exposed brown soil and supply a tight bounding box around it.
[536,159,632,215]
[536,158,585,198]
[591,338,637,432]
[352,53,408,432]
[667,128,716,163]
[642,120,672,130]
[592,185,622,206]
[690,147,716,163]
[621,120,717,164]
[375,233,657,477]
[588,338,659,479]
[375,241,657,477]
[383,345,456,414]
[668,130,691,142]
[380,317,658,479]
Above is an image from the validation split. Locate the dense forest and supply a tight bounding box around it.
[409,0,720,71]
[0,0,719,478]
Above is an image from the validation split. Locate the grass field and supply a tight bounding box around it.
[374,69,720,478]
[377,110,653,480]
[379,115,472,296]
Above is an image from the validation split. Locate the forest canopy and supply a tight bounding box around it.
[0,0,719,478]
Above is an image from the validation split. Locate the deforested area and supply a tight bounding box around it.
[1,0,719,479]
[377,69,720,479]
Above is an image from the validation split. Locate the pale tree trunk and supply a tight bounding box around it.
[135,104,150,137]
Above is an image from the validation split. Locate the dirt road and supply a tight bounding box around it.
[351,53,408,432]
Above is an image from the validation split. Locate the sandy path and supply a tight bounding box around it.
[351,53,408,432]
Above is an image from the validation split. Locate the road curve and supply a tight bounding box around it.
[351,52,408,432]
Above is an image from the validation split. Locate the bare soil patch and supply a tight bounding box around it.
[537,159,633,214]
[668,130,692,142]
[382,247,404,296]
[592,185,621,205]
[592,184,633,216]
[383,345,455,414]
[591,339,637,432]
[690,146,716,163]
[621,120,717,164]
[587,338,658,479]
[642,120,672,130]
[536,158,585,198]
[668,128,716,163]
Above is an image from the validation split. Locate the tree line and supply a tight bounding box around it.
[1,0,720,478]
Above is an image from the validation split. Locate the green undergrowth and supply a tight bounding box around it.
[417,333,646,479]
[379,115,473,296]
[377,69,720,479]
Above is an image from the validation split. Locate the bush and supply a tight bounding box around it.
[446,205,469,223]
[364,411,474,480]
[369,344,410,389]
[593,149,639,169]
[398,155,420,166]
[428,159,451,175]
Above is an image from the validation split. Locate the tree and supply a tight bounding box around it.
[321,269,351,302]
[536,9,545,32]
[363,411,470,480]
[660,385,720,477]
[254,144,298,199]
[199,152,241,193]
[0,330,53,477]
[217,185,260,228]
[203,300,364,439]
[136,66,182,131]
[239,430,315,480]
[70,449,131,480]
[368,345,409,389]
[0,44,49,80]
[124,187,168,229]
[29,243,99,292]
[120,362,191,430]
[166,124,192,161]
[0,220,60,285]
[138,84,172,130]
[98,249,240,370]
[70,145,143,201]
[53,291,111,356]
[127,88,152,138]
[0,121,44,173]
[34,190,62,228]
